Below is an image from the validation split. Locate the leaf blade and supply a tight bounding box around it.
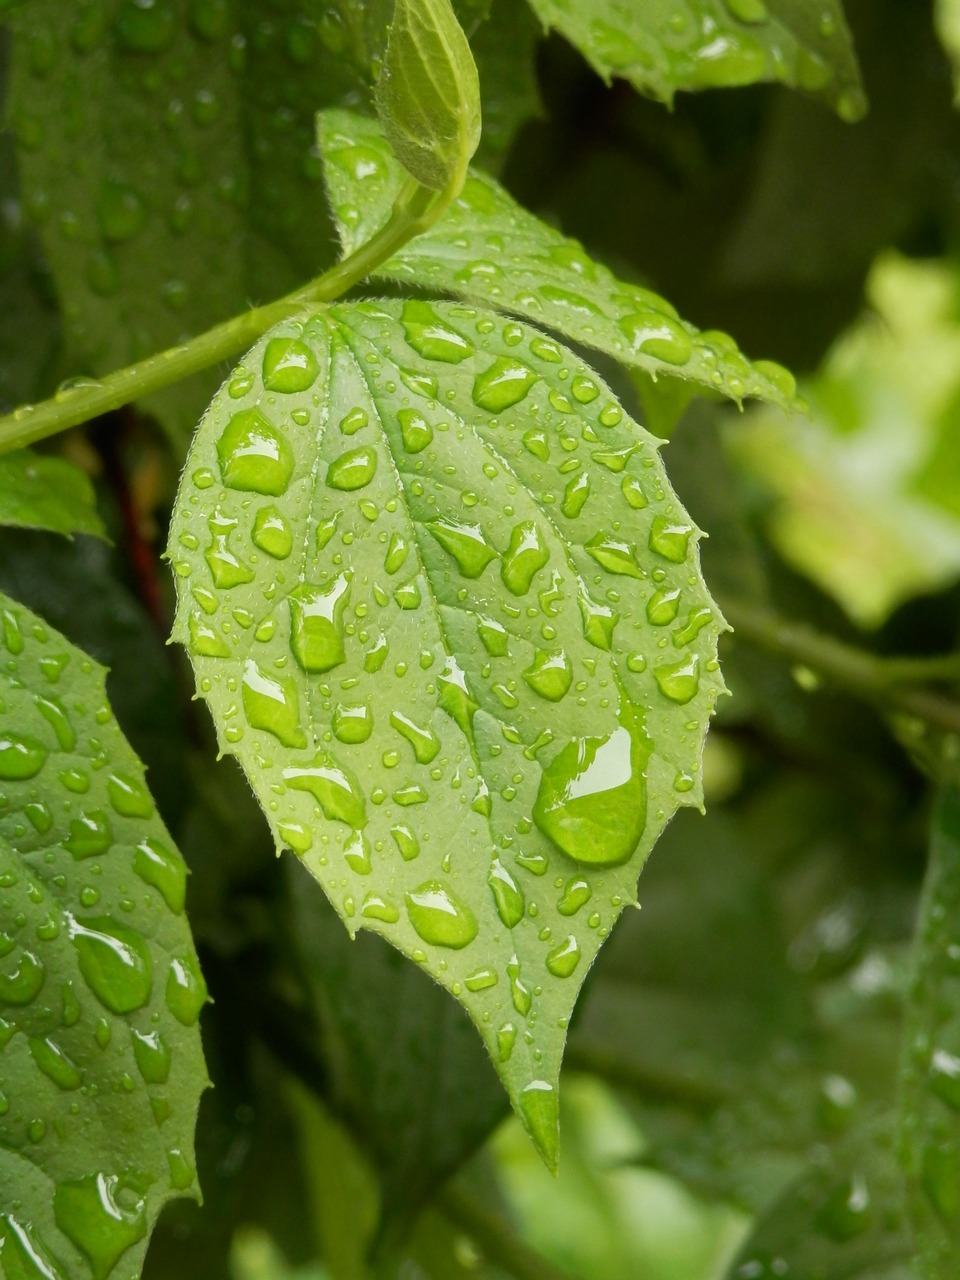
[0,450,105,540]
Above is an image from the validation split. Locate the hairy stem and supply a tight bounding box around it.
[437,1184,578,1280]
[722,598,960,737]
[0,178,437,455]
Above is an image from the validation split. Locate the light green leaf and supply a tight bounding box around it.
[726,252,960,628]
[168,300,724,1165]
[936,0,960,103]
[525,0,866,119]
[0,592,207,1280]
[318,109,800,414]
[897,783,960,1278]
[0,450,105,539]
[374,0,482,192]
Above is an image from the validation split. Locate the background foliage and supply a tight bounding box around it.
[1,1,960,1278]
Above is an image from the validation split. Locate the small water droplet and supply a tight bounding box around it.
[391,824,420,861]
[166,952,207,1025]
[488,858,525,927]
[133,838,186,913]
[397,408,434,453]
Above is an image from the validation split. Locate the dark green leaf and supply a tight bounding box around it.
[0,591,207,1280]
[525,0,866,119]
[168,299,724,1165]
[0,449,105,538]
[897,784,960,1278]
[318,109,800,413]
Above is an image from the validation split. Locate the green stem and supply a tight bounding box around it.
[722,598,960,737]
[0,178,438,455]
[437,1185,578,1280]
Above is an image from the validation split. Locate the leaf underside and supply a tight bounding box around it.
[318,109,801,417]
[526,0,866,119]
[0,593,207,1280]
[168,298,724,1163]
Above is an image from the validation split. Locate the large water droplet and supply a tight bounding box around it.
[405,881,478,949]
[647,588,681,625]
[206,509,253,588]
[488,858,525,927]
[217,409,294,495]
[252,506,293,560]
[557,878,591,916]
[533,702,649,866]
[327,445,377,491]
[524,649,572,702]
[391,824,420,861]
[262,337,319,393]
[507,953,532,1015]
[648,515,692,563]
[64,810,113,860]
[390,711,440,764]
[545,935,580,977]
[398,408,434,454]
[98,179,147,243]
[561,472,590,519]
[427,518,497,578]
[618,312,692,365]
[290,574,351,672]
[35,695,76,751]
[133,838,186,913]
[401,300,473,363]
[473,358,538,412]
[166,952,207,1025]
[54,1172,147,1280]
[0,734,47,780]
[585,533,642,578]
[29,1036,81,1089]
[131,1028,171,1084]
[0,948,45,1004]
[723,0,768,21]
[501,522,549,595]
[497,1022,517,1061]
[333,702,373,744]
[0,1215,68,1280]
[284,753,367,827]
[654,656,700,704]
[437,658,478,735]
[106,772,154,818]
[241,659,306,748]
[578,586,618,650]
[478,616,509,656]
[69,916,152,1014]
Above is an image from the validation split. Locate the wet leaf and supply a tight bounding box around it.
[0,449,105,539]
[525,0,866,119]
[168,299,724,1165]
[319,109,801,414]
[897,784,960,1278]
[0,592,207,1280]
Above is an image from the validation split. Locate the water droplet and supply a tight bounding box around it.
[107,772,154,818]
[400,367,439,399]
[478,616,509,656]
[279,821,312,855]
[398,408,434,453]
[241,659,306,748]
[557,878,591,916]
[647,588,681,625]
[534,702,649,867]
[262,337,319,393]
[290,574,351,672]
[391,824,420,860]
[29,1035,81,1089]
[1,1215,67,1280]
[438,657,478,735]
[465,968,497,991]
[206,509,254,588]
[333,702,373,744]
[561,472,590,518]
[394,578,421,609]
[60,768,90,794]
[930,1048,960,1111]
[0,734,47,780]
[384,531,410,575]
[0,948,45,1004]
[621,475,648,510]
[406,881,478,949]
[427,517,497,578]
[69,916,152,1013]
[217,409,294,495]
[390,711,440,764]
[489,858,525,927]
[618,312,691,365]
[35,695,76,750]
[754,359,797,401]
[133,838,186,913]
[252,506,293,559]
[507,954,532,1015]
[401,300,473,363]
[166,952,207,1025]
[98,180,146,243]
[189,612,230,657]
[816,1172,872,1242]
[473,358,538,412]
[327,445,377,491]
[571,375,599,403]
[654,656,701,704]
[649,515,692,563]
[54,1172,147,1280]
[545,935,580,977]
[284,753,367,827]
[585,533,642,578]
[578,586,618,649]
[64,810,113,860]
[501,522,549,595]
[497,1022,517,1060]
[524,649,572,701]
[131,1028,171,1084]
[519,1080,558,1162]
[361,892,399,923]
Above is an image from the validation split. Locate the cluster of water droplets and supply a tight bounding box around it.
[0,599,204,1278]
[170,291,725,1155]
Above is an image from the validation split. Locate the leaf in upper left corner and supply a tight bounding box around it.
[0,449,105,539]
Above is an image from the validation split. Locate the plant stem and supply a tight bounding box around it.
[0,178,437,456]
[437,1185,578,1280]
[722,598,960,737]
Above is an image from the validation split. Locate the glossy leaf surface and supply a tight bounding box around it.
[319,109,801,414]
[0,593,207,1280]
[0,450,105,539]
[168,300,724,1163]
[526,0,866,119]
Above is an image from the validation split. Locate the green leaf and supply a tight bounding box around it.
[286,864,508,1249]
[0,449,105,539]
[470,0,543,173]
[525,0,866,119]
[318,109,800,414]
[168,299,724,1165]
[897,783,960,1277]
[374,0,482,192]
[0,591,207,1280]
